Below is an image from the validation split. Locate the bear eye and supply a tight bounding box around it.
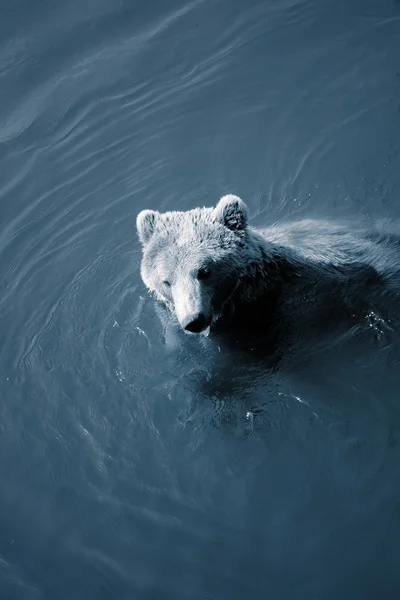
[162,280,171,287]
[197,267,211,280]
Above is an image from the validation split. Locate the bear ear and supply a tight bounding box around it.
[136,209,159,244]
[214,195,248,231]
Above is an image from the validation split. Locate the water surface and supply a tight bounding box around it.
[1,0,400,598]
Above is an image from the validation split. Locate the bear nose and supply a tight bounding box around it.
[183,313,207,333]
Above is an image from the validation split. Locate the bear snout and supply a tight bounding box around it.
[182,313,209,334]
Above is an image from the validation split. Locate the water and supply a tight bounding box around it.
[0,0,400,598]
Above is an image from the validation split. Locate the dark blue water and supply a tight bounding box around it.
[1,0,400,598]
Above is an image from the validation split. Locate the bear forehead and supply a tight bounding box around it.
[161,208,214,231]
[156,208,237,246]
[153,229,227,252]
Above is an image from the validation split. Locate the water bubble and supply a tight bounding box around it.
[365,310,387,338]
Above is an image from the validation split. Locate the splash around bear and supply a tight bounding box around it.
[136,195,400,348]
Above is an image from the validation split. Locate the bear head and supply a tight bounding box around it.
[136,195,254,334]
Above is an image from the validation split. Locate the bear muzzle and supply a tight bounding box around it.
[172,279,212,334]
[182,312,210,334]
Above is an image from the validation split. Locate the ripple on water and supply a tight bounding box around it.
[0,0,400,597]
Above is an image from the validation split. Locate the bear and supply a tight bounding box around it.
[136,194,400,351]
